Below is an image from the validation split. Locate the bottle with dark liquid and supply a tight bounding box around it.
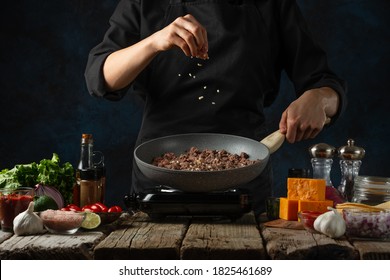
[73,134,94,207]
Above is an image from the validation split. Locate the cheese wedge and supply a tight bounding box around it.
[287,178,326,201]
[298,200,333,213]
[279,197,299,221]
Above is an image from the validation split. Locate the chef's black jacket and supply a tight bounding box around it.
[85,0,347,214]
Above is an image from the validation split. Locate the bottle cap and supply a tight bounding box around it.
[309,143,336,158]
[81,134,93,144]
[338,139,365,160]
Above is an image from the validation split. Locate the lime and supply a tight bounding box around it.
[81,212,101,229]
[34,195,59,211]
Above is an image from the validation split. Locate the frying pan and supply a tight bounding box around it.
[134,131,285,192]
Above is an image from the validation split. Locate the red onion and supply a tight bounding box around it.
[343,210,390,239]
[34,184,65,209]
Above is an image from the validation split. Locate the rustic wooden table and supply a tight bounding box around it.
[0,211,389,260]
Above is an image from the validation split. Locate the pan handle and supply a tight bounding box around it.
[261,118,331,154]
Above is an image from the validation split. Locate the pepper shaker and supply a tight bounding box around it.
[337,139,365,202]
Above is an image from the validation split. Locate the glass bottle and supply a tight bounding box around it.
[73,134,94,206]
[79,169,103,207]
[78,134,94,170]
[309,143,344,205]
[337,139,365,202]
[92,151,106,203]
[288,168,311,178]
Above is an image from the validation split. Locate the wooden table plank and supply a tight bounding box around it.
[0,231,13,244]
[261,226,359,260]
[181,213,266,259]
[94,212,190,260]
[351,240,390,260]
[0,231,105,259]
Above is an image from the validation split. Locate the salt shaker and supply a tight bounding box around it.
[337,139,365,202]
[309,143,344,205]
[309,143,336,187]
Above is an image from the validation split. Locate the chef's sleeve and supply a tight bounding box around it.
[84,0,141,101]
[278,0,347,122]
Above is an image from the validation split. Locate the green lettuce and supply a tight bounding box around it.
[0,153,75,204]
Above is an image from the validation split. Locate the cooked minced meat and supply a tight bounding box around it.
[152,147,260,171]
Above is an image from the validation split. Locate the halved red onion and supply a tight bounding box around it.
[34,184,65,209]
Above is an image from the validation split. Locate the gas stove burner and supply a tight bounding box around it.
[124,186,252,220]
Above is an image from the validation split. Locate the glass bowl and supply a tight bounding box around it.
[342,209,390,240]
[298,211,323,233]
[353,176,390,205]
[39,210,86,234]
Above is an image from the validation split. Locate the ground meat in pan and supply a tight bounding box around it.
[152,147,260,171]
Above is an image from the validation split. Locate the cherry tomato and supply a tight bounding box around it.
[108,206,122,213]
[90,204,102,213]
[61,207,70,211]
[67,204,81,212]
[94,202,108,212]
[82,205,93,212]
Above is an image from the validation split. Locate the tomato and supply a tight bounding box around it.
[90,204,102,213]
[94,202,108,212]
[108,206,122,213]
[82,205,93,212]
[66,204,81,212]
[61,207,70,211]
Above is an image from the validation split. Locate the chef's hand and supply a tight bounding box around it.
[279,87,339,143]
[103,14,208,91]
[151,14,209,59]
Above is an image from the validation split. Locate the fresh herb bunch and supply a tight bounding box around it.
[0,153,75,204]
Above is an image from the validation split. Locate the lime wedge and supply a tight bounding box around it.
[81,212,101,229]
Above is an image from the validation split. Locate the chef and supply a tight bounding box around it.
[85,0,347,215]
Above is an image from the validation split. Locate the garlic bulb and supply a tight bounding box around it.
[313,207,346,238]
[13,201,45,236]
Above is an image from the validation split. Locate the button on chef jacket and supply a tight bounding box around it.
[85,0,347,214]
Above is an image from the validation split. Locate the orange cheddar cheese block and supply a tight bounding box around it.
[287,178,326,201]
[279,197,299,221]
[298,200,333,213]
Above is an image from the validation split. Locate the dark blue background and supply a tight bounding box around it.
[1,0,389,208]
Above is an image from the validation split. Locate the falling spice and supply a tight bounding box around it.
[198,96,204,100]
[178,74,181,77]
[197,63,203,67]
[211,102,216,105]
[216,89,220,93]
[203,86,207,89]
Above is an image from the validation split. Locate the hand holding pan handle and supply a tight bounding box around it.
[261,118,331,154]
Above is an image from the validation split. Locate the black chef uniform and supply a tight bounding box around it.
[85,0,347,215]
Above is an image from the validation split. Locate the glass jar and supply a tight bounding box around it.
[352,176,390,205]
